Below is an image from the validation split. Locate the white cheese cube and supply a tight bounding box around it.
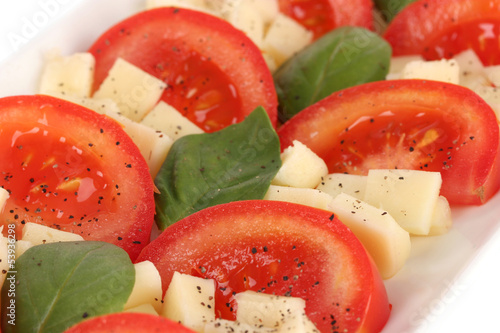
[454,49,489,89]
[225,0,266,47]
[0,231,9,287]
[141,101,204,140]
[15,240,33,259]
[235,291,305,327]
[124,261,163,313]
[264,185,333,211]
[145,0,218,15]
[204,319,277,333]
[21,222,84,245]
[105,110,173,178]
[0,187,8,211]
[485,64,500,87]
[363,169,442,235]
[162,272,215,332]
[262,13,313,67]
[428,196,453,236]
[39,50,95,97]
[329,193,411,279]
[124,303,159,315]
[402,59,460,84]
[387,55,424,77]
[471,85,500,120]
[272,140,328,189]
[316,173,367,200]
[93,58,167,121]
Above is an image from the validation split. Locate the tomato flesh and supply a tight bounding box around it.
[0,95,155,261]
[88,7,277,132]
[137,200,391,333]
[278,80,500,205]
[279,0,373,40]
[384,0,500,65]
[63,313,196,333]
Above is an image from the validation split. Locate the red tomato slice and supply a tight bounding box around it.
[88,7,278,133]
[383,0,500,65]
[137,200,391,333]
[278,80,500,205]
[0,95,155,261]
[278,0,374,40]
[63,313,196,333]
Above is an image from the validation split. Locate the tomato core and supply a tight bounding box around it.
[0,122,117,229]
[423,19,500,65]
[326,108,463,174]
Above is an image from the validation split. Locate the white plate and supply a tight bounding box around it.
[1,1,500,332]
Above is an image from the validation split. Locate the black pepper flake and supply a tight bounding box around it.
[132,241,141,244]
[409,147,414,152]
[82,312,88,318]
[117,237,123,241]
[116,141,120,145]
[329,214,335,221]
[251,247,257,254]
[263,246,268,252]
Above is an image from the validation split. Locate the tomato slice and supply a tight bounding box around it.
[137,200,391,333]
[278,80,500,205]
[278,0,374,40]
[63,313,196,333]
[88,7,278,133]
[383,0,500,65]
[0,95,155,261]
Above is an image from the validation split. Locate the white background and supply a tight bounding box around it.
[1,1,500,332]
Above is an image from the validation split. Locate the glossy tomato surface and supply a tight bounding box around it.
[63,313,196,333]
[137,200,391,333]
[279,0,374,40]
[88,7,277,132]
[384,0,500,65]
[0,95,155,260]
[278,80,500,205]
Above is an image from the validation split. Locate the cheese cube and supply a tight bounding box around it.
[272,140,328,189]
[316,173,367,199]
[124,261,163,313]
[363,169,442,235]
[402,59,460,84]
[329,193,411,279]
[93,58,167,121]
[264,185,333,211]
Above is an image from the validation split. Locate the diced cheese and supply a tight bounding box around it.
[387,55,424,78]
[105,110,174,178]
[428,195,453,236]
[272,140,328,189]
[162,272,215,332]
[224,0,266,47]
[21,222,84,245]
[93,58,167,121]
[39,50,95,97]
[262,13,313,67]
[316,173,367,200]
[485,64,500,87]
[204,319,277,333]
[454,49,489,89]
[124,303,159,315]
[401,59,460,84]
[264,185,333,211]
[15,240,33,259]
[0,187,9,212]
[363,169,442,235]
[124,261,163,313]
[141,101,204,140]
[0,230,9,287]
[329,193,411,279]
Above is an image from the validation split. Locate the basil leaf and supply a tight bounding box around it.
[1,241,134,333]
[274,26,391,122]
[154,107,281,229]
[374,0,417,22]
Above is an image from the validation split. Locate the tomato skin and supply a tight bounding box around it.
[383,0,500,65]
[63,313,196,333]
[278,80,500,205]
[137,200,391,333]
[0,95,155,261]
[88,7,278,132]
[279,0,374,40]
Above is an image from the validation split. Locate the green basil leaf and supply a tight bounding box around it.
[374,0,417,22]
[1,241,134,333]
[154,107,281,229]
[274,26,391,122]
